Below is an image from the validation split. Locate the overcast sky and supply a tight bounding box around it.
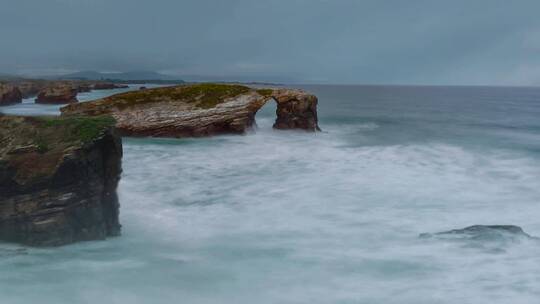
[1,0,540,85]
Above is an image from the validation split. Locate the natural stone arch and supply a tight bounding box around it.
[61,84,320,138]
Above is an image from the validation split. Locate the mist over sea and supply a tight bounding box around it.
[1,84,540,303]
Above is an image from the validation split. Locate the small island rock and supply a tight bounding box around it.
[35,85,78,104]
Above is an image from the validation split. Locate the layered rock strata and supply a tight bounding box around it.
[0,115,122,246]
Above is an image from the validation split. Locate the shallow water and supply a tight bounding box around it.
[1,85,540,303]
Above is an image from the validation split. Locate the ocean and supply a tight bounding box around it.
[1,84,540,303]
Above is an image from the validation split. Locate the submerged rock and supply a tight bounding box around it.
[0,84,23,105]
[420,225,536,253]
[60,83,320,137]
[421,225,533,240]
[35,85,78,104]
[0,115,122,246]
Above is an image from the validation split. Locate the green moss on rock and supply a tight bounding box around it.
[67,83,253,112]
[0,115,116,183]
[256,89,274,97]
[41,116,116,143]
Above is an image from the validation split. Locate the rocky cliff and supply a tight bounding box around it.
[0,84,23,105]
[0,115,122,246]
[35,85,79,104]
[61,83,320,137]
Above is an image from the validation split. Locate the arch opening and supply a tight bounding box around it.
[253,97,278,130]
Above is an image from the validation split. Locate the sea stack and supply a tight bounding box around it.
[61,83,320,137]
[35,84,78,104]
[0,84,23,105]
[0,115,122,246]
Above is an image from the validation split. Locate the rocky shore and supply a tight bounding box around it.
[61,83,320,137]
[0,79,130,105]
[0,115,122,246]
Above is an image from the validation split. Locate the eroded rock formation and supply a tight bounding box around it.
[61,83,320,137]
[270,89,320,131]
[0,84,23,105]
[17,81,47,98]
[0,115,122,246]
[35,85,78,104]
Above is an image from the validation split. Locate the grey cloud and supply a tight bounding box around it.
[1,0,540,85]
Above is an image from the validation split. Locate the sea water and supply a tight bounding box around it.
[1,85,540,303]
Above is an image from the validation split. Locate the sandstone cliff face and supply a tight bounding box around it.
[0,115,122,246]
[61,83,320,137]
[35,85,78,104]
[0,84,23,105]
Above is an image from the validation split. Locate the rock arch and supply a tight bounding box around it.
[61,84,320,137]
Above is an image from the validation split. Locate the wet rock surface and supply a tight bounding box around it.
[421,225,533,239]
[420,225,537,253]
[0,115,122,246]
[61,83,320,137]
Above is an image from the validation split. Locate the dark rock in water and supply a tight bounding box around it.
[139,86,147,90]
[420,225,537,253]
[0,84,23,105]
[60,83,320,138]
[271,89,320,131]
[0,115,122,246]
[426,225,530,237]
[35,85,78,104]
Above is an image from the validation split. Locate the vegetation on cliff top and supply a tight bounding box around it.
[0,115,116,182]
[256,89,274,96]
[1,115,115,155]
[41,116,116,143]
[120,83,251,109]
[65,83,253,113]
